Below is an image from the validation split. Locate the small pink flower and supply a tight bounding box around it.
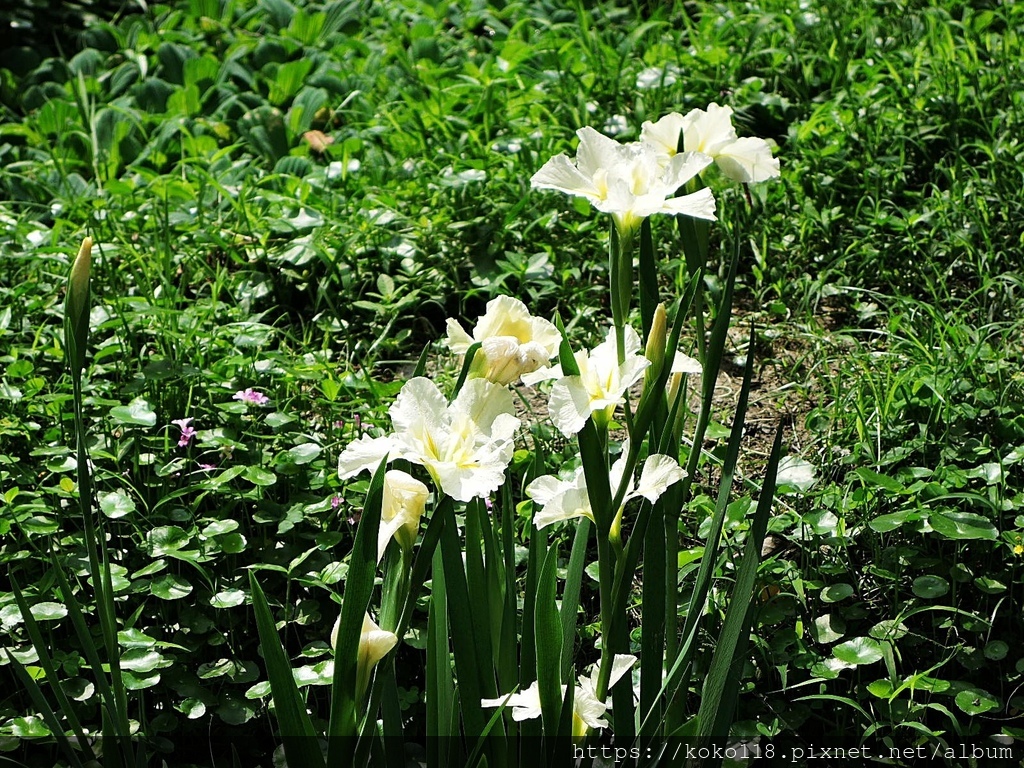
[331,495,342,510]
[172,418,196,448]
[233,388,270,405]
[198,462,217,471]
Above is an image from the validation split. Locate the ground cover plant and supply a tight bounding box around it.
[1,0,1024,766]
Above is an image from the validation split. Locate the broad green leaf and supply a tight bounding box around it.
[147,525,191,556]
[29,602,67,621]
[928,511,998,540]
[150,574,193,600]
[109,397,157,427]
[210,589,247,608]
[98,490,136,519]
[288,442,322,465]
[911,575,949,599]
[853,468,904,493]
[821,583,854,603]
[833,637,884,666]
[955,688,999,715]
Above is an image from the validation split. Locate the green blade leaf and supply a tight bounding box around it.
[327,457,387,764]
[248,572,325,768]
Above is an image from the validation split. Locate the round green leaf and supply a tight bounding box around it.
[210,589,246,608]
[29,601,67,621]
[821,583,854,603]
[61,678,95,702]
[122,670,161,690]
[118,628,157,649]
[955,688,1000,715]
[150,574,192,600]
[121,649,164,673]
[99,490,136,519]
[984,641,1009,661]
[811,614,845,644]
[11,716,50,738]
[911,575,949,599]
[201,519,239,537]
[177,698,206,720]
[215,532,247,554]
[288,442,321,465]
[109,397,157,427]
[245,681,271,699]
[833,637,884,666]
[243,466,277,486]
[147,525,191,556]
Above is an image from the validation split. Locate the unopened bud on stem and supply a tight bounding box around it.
[64,237,93,376]
[643,303,667,389]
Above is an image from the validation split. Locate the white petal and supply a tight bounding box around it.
[607,654,638,689]
[670,351,703,375]
[454,378,517,434]
[715,137,780,183]
[574,126,628,180]
[640,112,686,158]
[338,434,396,479]
[548,377,593,437]
[445,318,475,354]
[661,187,717,221]
[682,103,738,156]
[531,154,598,199]
[661,150,714,190]
[389,378,447,440]
[526,475,567,506]
[634,455,685,502]
[521,363,562,386]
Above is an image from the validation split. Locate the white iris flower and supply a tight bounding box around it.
[641,104,780,184]
[337,378,519,503]
[523,325,649,437]
[530,126,716,235]
[445,295,561,385]
[481,654,637,738]
[526,443,684,529]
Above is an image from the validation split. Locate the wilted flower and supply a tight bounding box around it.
[332,612,398,700]
[445,296,561,385]
[526,445,684,529]
[641,104,780,184]
[378,469,429,562]
[337,378,519,502]
[233,388,270,405]
[523,325,650,437]
[171,418,196,448]
[531,126,716,235]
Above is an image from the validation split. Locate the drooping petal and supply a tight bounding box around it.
[338,434,397,479]
[715,137,780,183]
[444,318,476,355]
[531,153,600,199]
[633,455,685,502]
[548,376,596,437]
[661,187,717,221]
[377,469,429,562]
[481,681,543,721]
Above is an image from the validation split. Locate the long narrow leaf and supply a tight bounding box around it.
[327,456,387,764]
[695,420,785,754]
[248,572,325,768]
